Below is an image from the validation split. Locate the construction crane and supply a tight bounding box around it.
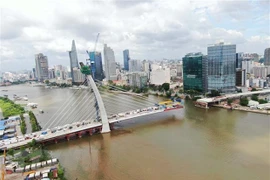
[85,33,100,80]
[93,33,100,54]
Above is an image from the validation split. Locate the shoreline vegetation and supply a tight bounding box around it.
[0,97,25,119]
[20,114,27,135]
[29,111,42,132]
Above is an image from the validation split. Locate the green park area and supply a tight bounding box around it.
[0,97,25,118]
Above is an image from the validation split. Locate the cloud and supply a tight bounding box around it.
[0,9,35,40]
[0,0,269,71]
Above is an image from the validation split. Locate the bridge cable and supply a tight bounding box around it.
[51,90,96,128]
[42,80,88,128]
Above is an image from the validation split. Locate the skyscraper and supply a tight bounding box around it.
[264,48,270,66]
[32,68,36,80]
[103,44,116,81]
[88,51,104,81]
[183,52,208,93]
[236,52,244,69]
[129,59,142,72]
[207,42,236,93]
[123,49,130,71]
[35,53,49,82]
[68,40,79,83]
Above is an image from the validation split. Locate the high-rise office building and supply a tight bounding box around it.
[35,53,49,82]
[104,44,117,81]
[129,59,142,72]
[176,64,183,77]
[88,51,104,81]
[48,68,55,79]
[123,49,130,71]
[68,40,79,83]
[183,52,208,93]
[32,68,36,80]
[235,69,246,87]
[264,48,270,66]
[236,53,244,69]
[207,42,236,93]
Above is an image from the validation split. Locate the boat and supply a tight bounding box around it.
[164,103,184,111]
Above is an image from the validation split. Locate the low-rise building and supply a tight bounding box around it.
[127,72,148,88]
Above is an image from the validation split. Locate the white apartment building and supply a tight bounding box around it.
[253,66,270,78]
[73,67,85,83]
[104,44,117,81]
[150,67,170,85]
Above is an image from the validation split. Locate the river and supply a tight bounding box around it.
[0,84,269,180]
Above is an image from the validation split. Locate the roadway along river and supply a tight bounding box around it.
[1,84,269,180]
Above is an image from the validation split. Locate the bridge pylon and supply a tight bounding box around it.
[87,75,110,133]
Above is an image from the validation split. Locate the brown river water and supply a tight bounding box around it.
[0,84,269,180]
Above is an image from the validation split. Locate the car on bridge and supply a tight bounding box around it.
[41,131,47,135]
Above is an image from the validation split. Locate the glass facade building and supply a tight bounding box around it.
[123,49,130,71]
[207,43,236,93]
[89,51,104,81]
[183,52,208,93]
[68,40,79,83]
[236,52,243,69]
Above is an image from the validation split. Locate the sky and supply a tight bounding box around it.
[0,0,269,71]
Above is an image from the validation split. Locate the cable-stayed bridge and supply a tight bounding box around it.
[1,75,184,150]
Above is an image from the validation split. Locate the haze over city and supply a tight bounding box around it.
[1,0,269,71]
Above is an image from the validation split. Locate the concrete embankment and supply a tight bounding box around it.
[109,90,144,97]
[212,104,270,115]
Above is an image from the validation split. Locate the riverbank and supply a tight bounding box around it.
[212,104,270,115]
[109,90,144,97]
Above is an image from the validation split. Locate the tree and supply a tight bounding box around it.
[166,91,171,98]
[27,139,38,150]
[227,99,233,105]
[161,83,170,91]
[7,149,15,157]
[44,80,49,84]
[178,89,184,94]
[251,95,258,101]
[209,90,220,97]
[259,57,264,64]
[258,99,268,104]
[240,97,249,106]
[108,80,113,85]
[251,87,257,91]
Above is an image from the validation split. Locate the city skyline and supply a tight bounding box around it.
[0,0,269,71]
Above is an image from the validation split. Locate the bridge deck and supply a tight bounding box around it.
[2,122,102,150]
[109,109,164,123]
[1,107,166,150]
[198,89,270,104]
